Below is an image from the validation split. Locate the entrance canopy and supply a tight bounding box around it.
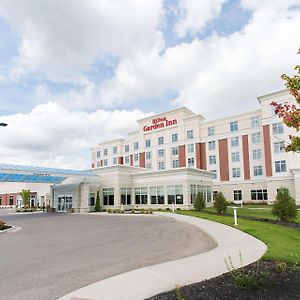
[0,163,97,184]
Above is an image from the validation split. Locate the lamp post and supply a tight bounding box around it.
[0,123,7,127]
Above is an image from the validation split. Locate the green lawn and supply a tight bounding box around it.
[204,205,300,223]
[175,210,300,264]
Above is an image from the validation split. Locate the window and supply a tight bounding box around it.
[158,149,164,158]
[251,116,260,129]
[146,139,151,148]
[210,170,217,179]
[158,137,164,145]
[172,160,179,168]
[103,159,108,166]
[253,165,263,176]
[150,186,165,204]
[158,161,165,170]
[275,160,287,173]
[208,141,216,150]
[89,193,95,207]
[273,123,284,134]
[103,188,114,205]
[167,185,183,204]
[252,132,261,144]
[135,187,148,205]
[252,149,262,160]
[251,189,268,201]
[0,197,2,206]
[234,190,242,201]
[231,152,240,162]
[188,157,194,167]
[134,153,139,161]
[113,157,117,165]
[230,121,238,132]
[146,163,152,169]
[172,133,178,142]
[209,155,216,165]
[134,142,139,150]
[125,156,129,164]
[208,126,215,136]
[96,151,100,158]
[124,145,129,152]
[187,144,194,153]
[9,195,14,206]
[187,130,193,139]
[121,187,131,205]
[274,141,285,154]
[146,151,151,159]
[113,146,118,154]
[104,148,108,156]
[171,146,178,156]
[232,167,241,178]
[190,185,209,204]
[231,137,239,147]
[96,161,100,168]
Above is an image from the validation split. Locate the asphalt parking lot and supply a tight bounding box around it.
[0,210,216,300]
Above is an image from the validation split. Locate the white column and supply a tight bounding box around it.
[80,183,90,213]
[114,186,121,207]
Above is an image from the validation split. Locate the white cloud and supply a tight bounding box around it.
[0,103,150,169]
[174,0,227,37]
[0,0,164,82]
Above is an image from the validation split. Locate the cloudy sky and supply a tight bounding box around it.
[0,0,299,169]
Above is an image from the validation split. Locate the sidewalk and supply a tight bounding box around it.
[59,212,267,300]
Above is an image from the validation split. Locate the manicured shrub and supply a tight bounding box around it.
[194,192,206,211]
[107,208,112,213]
[272,187,297,222]
[95,191,101,212]
[214,192,228,213]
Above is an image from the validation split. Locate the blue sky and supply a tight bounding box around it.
[0,0,299,168]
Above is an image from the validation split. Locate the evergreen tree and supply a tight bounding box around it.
[194,192,206,211]
[213,192,228,214]
[95,190,101,212]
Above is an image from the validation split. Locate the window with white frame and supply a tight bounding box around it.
[187,144,194,153]
[253,165,263,176]
[134,153,139,161]
[135,187,148,205]
[113,157,117,165]
[158,137,164,145]
[104,148,108,156]
[146,163,152,169]
[134,142,139,150]
[96,151,100,158]
[274,141,285,154]
[251,116,260,129]
[209,155,216,165]
[145,139,151,148]
[208,126,215,136]
[252,149,262,160]
[231,137,239,147]
[158,149,164,158]
[231,152,240,162]
[234,190,242,201]
[172,133,178,142]
[96,161,100,168]
[188,157,194,167]
[150,186,165,204]
[89,193,96,207]
[125,156,129,164]
[210,170,217,179]
[208,141,216,150]
[252,132,261,144]
[273,123,284,134]
[121,187,131,205]
[124,145,129,152]
[158,161,165,170]
[113,146,118,154]
[167,185,183,204]
[187,130,193,139]
[171,146,178,156]
[275,160,287,173]
[230,121,238,132]
[103,188,114,205]
[172,160,179,168]
[232,167,241,178]
[251,189,268,200]
[103,159,108,166]
[146,151,151,159]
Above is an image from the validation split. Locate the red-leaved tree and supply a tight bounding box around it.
[271,48,300,152]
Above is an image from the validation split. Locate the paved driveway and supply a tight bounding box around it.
[0,211,216,300]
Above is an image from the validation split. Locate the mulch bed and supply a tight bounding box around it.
[148,260,300,300]
[0,225,12,231]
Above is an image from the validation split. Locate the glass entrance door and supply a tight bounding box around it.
[57,195,73,212]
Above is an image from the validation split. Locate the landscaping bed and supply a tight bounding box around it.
[148,260,300,300]
[0,220,12,231]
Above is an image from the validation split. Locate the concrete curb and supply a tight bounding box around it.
[0,226,22,234]
[59,213,267,300]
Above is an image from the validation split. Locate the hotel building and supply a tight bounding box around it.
[53,89,300,212]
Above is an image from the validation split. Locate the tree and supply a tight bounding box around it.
[272,187,297,222]
[271,47,300,152]
[213,192,228,214]
[95,190,101,212]
[194,192,206,211]
[20,189,30,209]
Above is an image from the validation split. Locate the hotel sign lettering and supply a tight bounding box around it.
[143,116,177,132]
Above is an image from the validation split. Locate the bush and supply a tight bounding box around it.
[194,192,206,211]
[107,208,112,213]
[214,192,228,213]
[272,187,297,222]
[0,220,6,230]
[95,191,101,212]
